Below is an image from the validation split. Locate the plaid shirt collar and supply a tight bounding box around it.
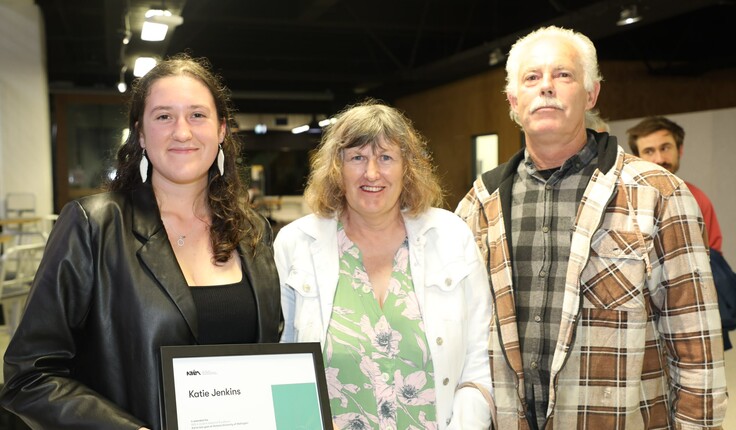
[522,134,599,182]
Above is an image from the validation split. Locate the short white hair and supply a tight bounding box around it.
[505,25,602,101]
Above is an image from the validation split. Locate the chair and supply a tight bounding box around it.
[0,242,45,336]
[4,193,36,218]
[2,193,42,247]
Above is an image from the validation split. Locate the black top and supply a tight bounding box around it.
[190,270,259,344]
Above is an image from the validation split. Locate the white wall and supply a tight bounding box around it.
[609,107,736,264]
[0,0,53,217]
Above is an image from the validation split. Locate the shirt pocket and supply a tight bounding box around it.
[284,267,321,340]
[425,259,472,321]
[581,229,649,311]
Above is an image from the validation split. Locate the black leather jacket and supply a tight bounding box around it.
[0,185,282,429]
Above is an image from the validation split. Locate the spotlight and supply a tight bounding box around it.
[617,5,643,26]
[117,66,127,93]
[141,9,183,41]
[488,47,505,67]
[291,124,309,134]
[292,116,323,134]
[133,57,157,77]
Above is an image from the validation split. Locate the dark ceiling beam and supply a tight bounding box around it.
[344,3,406,71]
[217,68,384,84]
[103,0,125,74]
[49,0,74,61]
[163,0,209,57]
[408,1,430,68]
[178,14,491,34]
[453,0,479,54]
[383,0,723,87]
[297,0,342,22]
[547,0,569,13]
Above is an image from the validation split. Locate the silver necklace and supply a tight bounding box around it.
[163,219,190,247]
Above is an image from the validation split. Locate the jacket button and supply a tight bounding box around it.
[303,284,311,293]
[445,277,452,286]
[443,378,449,385]
[436,337,443,345]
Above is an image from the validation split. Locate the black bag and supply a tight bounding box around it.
[710,249,736,350]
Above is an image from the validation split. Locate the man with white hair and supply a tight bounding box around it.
[456,26,727,429]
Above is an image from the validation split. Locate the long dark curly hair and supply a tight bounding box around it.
[108,53,260,262]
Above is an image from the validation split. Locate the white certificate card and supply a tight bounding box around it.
[160,343,332,430]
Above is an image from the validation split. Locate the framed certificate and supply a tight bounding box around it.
[160,342,333,430]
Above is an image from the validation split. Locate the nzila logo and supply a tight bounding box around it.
[186,370,201,376]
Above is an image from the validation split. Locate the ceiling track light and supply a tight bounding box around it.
[488,47,505,67]
[118,6,130,93]
[117,66,128,93]
[134,57,158,77]
[122,9,132,44]
[141,8,183,41]
[617,4,643,26]
[291,124,309,134]
[318,118,336,127]
[292,116,332,134]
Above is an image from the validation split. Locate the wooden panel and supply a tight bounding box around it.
[396,67,521,210]
[596,61,736,121]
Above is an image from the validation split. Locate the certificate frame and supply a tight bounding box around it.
[160,342,333,430]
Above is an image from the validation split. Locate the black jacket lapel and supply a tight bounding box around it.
[131,184,199,340]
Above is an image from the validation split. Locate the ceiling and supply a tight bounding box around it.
[36,0,736,115]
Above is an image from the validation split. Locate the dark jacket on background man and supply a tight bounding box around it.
[0,184,281,430]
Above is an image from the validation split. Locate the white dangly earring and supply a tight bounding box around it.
[217,144,225,176]
[139,149,149,183]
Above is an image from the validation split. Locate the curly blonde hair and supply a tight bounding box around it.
[304,99,443,218]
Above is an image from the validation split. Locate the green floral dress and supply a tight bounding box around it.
[324,225,437,430]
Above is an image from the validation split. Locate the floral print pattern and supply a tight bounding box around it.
[324,224,437,429]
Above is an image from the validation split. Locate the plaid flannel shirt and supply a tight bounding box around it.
[455,133,727,429]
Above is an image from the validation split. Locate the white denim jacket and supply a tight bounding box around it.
[274,207,492,429]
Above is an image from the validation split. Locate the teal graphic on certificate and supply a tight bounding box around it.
[272,382,323,429]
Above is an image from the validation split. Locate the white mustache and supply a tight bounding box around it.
[529,97,564,113]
